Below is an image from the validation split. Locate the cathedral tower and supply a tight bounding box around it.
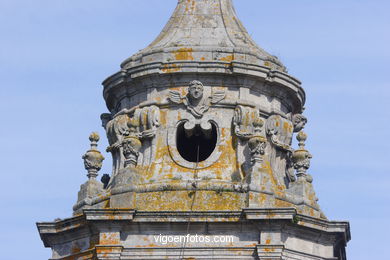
[37,1,350,259]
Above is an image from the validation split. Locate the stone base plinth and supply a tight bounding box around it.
[37,208,349,260]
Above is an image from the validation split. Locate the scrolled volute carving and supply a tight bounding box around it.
[104,114,131,153]
[82,132,105,179]
[292,131,313,181]
[233,105,264,140]
[103,106,161,152]
[169,80,226,118]
[265,115,293,152]
[137,105,160,139]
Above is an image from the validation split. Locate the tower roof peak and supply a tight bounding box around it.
[120,0,286,72]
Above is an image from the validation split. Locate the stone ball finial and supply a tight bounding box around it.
[297,131,307,149]
[297,131,307,142]
[89,132,100,143]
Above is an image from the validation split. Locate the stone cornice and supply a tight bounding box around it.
[103,61,303,98]
[37,208,350,248]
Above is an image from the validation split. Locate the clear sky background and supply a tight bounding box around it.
[0,0,389,259]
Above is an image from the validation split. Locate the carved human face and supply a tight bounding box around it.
[189,81,204,100]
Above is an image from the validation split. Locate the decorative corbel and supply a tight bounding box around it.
[233,105,266,164]
[248,118,267,164]
[123,118,142,167]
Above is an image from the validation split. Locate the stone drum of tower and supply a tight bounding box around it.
[94,0,314,214]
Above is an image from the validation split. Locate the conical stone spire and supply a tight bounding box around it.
[121,0,285,72]
[104,0,304,116]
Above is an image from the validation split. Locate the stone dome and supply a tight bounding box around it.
[120,0,286,72]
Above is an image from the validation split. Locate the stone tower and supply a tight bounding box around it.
[37,0,350,259]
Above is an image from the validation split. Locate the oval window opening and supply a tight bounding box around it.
[176,122,217,163]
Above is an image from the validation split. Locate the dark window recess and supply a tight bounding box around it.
[176,123,217,163]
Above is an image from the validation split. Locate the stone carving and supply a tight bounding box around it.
[103,114,130,154]
[292,131,312,181]
[292,114,307,132]
[122,118,142,167]
[82,132,105,179]
[233,105,266,164]
[265,115,293,152]
[248,135,267,164]
[103,106,160,152]
[233,106,266,139]
[286,154,297,182]
[136,105,160,139]
[101,106,160,172]
[169,80,225,118]
[73,133,106,213]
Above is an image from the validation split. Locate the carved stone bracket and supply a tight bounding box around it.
[233,105,266,164]
[134,105,160,140]
[233,105,264,140]
[101,106,160,172]
[103,105,161,153]
[248,135,267,164]
[122,134,142,167]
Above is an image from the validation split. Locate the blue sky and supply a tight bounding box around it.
[0,0,389,259]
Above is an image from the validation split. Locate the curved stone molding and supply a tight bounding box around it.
[167,118,222,169]
[136,105,161,140]
[233,105,264,140]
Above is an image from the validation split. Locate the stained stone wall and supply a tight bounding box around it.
[37,0,350,259]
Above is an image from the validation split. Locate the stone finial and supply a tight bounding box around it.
[82,132,105,179]
[292,131,312,179]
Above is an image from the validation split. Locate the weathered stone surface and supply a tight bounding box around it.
[37,0,350,259]
[37,209,350,259]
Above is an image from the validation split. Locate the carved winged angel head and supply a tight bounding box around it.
[188,80,204,101]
